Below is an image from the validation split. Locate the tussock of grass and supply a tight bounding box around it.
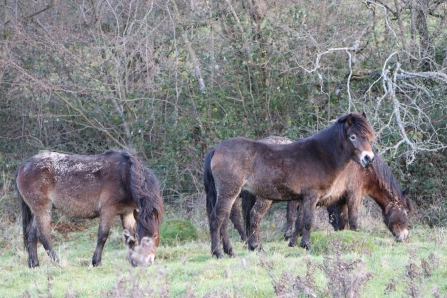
[310,230,377,255]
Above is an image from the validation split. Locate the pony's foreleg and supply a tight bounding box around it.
[347,194,361,231]
[120,213,136,236]
[288,202,304,247]
[327,199,349,231]
[298,194,318,250]
[247,198,272,251]
[92,211,115,267]
[284,201,299,241]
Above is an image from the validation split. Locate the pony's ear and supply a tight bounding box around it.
[338,113,353,126]
[133,209,139,221]
[362,112,367,119]
[402,188,414,213]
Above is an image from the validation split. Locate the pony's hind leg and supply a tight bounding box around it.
[221,215,236,257]
[209,214,223,258]
[247,198,272,251]
[209,194,239,258]
[229,201,247,242]
[34,204,60,264]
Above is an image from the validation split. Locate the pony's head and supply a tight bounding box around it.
[123,229,157,267]
[126,156,164,266]
[134,206,161,247]
[383,188,412,242]
[338,112,376,168]
[127,199,161,266]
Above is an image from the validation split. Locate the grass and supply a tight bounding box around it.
[0,202,446,297]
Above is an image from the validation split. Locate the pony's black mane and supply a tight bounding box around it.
[370,154,404,203]
[125,152,164,229]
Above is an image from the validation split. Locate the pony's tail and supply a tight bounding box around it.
[240,190,257,235]
[15,169,33,249]
[203,149,217,219]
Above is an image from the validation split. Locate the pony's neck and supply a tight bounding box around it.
[365,173,399,213]
[368,188,390,212]
[310,124,352,169]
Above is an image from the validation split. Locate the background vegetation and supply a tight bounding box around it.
[0,0,447,296]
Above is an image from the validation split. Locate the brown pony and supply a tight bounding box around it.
[204,113,376,258]
[287,154,412,246]
[15,150,164,268]
[240,137,412,250]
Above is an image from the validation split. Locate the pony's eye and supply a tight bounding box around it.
[350,135,356,140]
[153,234,158,239]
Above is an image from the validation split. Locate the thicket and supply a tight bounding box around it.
[1,0,447,223]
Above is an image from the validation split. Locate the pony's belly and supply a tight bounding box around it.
[55,202,100,218]
[49,193,101,219]
[244,182,299,201]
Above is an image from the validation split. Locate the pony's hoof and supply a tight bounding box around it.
[213,252,224,259]
[288,241,295,247]
[92,260,102,267]
[28,260,39,268]
[248,240,262,251]
[224,248,236,257]
[300,242,311,250]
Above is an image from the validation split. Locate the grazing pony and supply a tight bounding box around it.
[204,113,376,258]
[15,150,163,267]
[240,137,412,250]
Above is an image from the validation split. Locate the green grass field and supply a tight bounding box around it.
[0,205,446,297]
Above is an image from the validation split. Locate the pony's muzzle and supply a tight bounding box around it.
[360,152,374,168]
[395,229,409,242]
[127,236,157,267]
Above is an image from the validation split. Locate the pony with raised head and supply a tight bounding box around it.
[204,113,376,258]
[239,137,412,250]
[15,150,164,268]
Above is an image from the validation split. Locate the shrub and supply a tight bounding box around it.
[160,219,198,246]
